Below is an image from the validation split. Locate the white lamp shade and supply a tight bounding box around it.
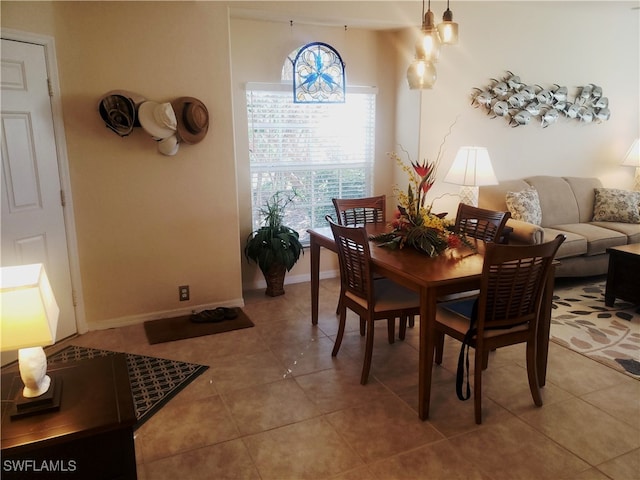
[444,146,498,186]
[1,264,59,352]
[621,139,640,167]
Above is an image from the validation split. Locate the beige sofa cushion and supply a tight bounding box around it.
[543,227,587,259]
[563,177,603,223]
[524,176,580,226]
[551,223,627,255]
[590,221,640,244]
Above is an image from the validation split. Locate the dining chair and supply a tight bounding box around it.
[433,234,565,424]
[406,203,513,329]
[328,218,420,385]
[331,195,387,334]
[453,203,511,244]
[332,195,386,226]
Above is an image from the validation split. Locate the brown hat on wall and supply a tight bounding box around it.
[171,97,209,144]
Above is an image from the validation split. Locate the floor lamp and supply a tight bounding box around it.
[444,146,498,206]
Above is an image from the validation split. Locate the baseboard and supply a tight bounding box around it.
[86,296,246,331]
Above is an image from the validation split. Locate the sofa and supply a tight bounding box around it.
[479,176,640,277]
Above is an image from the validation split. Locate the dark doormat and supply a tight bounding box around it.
[143,308,254,345]
[47,345,208,430]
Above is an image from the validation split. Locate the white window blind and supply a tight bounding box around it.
[246,84,376,243]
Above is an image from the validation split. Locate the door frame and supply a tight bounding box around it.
[2,29,87,334]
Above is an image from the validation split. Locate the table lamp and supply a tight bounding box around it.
[444,146,498,206]
[1,263,61,418]
[621,138,640,191]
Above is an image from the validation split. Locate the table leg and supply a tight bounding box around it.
[310,236,321,325]
[418,287,436,420]
[537,264,556,387]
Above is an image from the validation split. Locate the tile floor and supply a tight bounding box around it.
[60,278,639,480]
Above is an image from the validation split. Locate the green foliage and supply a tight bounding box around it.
[245,191,304,273]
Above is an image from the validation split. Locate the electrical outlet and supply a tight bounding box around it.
[179,285,190,301]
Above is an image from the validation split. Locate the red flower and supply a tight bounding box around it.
[447,234,462,248]
[412,159,433,178]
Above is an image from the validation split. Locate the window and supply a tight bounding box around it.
[246,83,376,244]
[292,42,345,103]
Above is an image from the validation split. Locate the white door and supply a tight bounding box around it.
[1,38,77,342]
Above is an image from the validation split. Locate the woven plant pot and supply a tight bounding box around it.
[264,263,286,297]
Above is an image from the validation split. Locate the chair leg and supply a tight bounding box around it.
[399,316,407,341]
[526,341,543,407]
[474,347,484,425]
[361,317,375,385]
[482,350,490,370]
[332,308,347,357]
[434,331,445,365]
[360,316,366,336]
[387,318,395,344]
[408,315,415,328]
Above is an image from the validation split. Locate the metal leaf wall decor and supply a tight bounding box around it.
[471,71,610,127]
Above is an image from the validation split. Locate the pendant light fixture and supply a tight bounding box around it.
[407,0,459,89]
[437,0,459,45]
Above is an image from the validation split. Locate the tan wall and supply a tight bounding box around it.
[2,1,242,328]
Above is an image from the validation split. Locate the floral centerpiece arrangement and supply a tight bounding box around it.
[372,146,475,257]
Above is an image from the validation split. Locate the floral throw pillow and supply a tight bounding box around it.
[592,188,640,223]
[505,188,543,225]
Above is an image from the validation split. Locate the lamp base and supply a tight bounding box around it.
[10,376,62,420]
[633,167,640,192]
[459,186,479,207]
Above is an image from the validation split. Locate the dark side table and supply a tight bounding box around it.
[1,354,137,479]
[605,243,640,307]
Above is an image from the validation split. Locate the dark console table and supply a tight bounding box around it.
[605,243,640,307]
[1,354,137,479]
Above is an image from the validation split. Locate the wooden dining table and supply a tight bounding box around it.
[308,224,556,421]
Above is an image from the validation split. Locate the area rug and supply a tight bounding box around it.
[551,277,640,379]
[143,308,254,345]
[48,345,208,429]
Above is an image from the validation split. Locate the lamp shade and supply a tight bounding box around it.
[621,138,640,167]
[1,264,59,352]
[444,146,498,186]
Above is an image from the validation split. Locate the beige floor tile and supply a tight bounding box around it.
[243,417,363,479]
[596,448,640,480]
[519,397,640,465]
[223,378,320,435]
[483,363,575,416]
[269,336,352,377]
[545,343,630,396]
[369,439,494,480]
[449,416,590,479]
[294,363,392,414]
[207,349,289,393]
[143,439,260,480]
[136,395,240,463]
[581,379,640,430]
[325,395,443,463]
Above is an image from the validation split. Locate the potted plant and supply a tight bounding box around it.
[245,190,304,296]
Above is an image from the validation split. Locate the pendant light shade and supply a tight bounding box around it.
[437,3,459,45]
[407,0,458,90]
[421,8,441,63]
[407,58,437,90]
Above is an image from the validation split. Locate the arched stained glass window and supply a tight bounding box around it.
[290,42,345,103]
